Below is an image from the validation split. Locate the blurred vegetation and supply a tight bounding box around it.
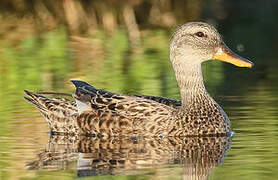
[0,0,278,180]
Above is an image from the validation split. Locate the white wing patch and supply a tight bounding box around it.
[75,99,91,115]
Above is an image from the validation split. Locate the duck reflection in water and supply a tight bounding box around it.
[27,135,232,179]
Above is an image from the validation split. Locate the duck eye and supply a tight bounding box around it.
[195,31,205,37]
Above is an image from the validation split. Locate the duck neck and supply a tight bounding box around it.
[171,56,211,107]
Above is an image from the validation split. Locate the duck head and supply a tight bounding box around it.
[170,22,253,68]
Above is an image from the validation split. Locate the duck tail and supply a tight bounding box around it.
[24,90,47,112]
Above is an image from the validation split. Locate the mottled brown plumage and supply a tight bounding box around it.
[24,90,78,134]
[72,80,231,136]
[24,89,180,135]
[24,22,253,136]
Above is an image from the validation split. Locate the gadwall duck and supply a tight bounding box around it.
[24,22,253,136]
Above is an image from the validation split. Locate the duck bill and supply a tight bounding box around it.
[213,43,253,68]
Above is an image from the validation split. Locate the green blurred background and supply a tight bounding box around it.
[0,0,278,179]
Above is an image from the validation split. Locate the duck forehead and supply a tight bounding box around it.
[172,22,221,40]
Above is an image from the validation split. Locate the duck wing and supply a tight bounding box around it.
[72,80,176,136]
[134,95,181,107]
[70,80,181,108]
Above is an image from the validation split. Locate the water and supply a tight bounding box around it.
[1,1,278,180]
